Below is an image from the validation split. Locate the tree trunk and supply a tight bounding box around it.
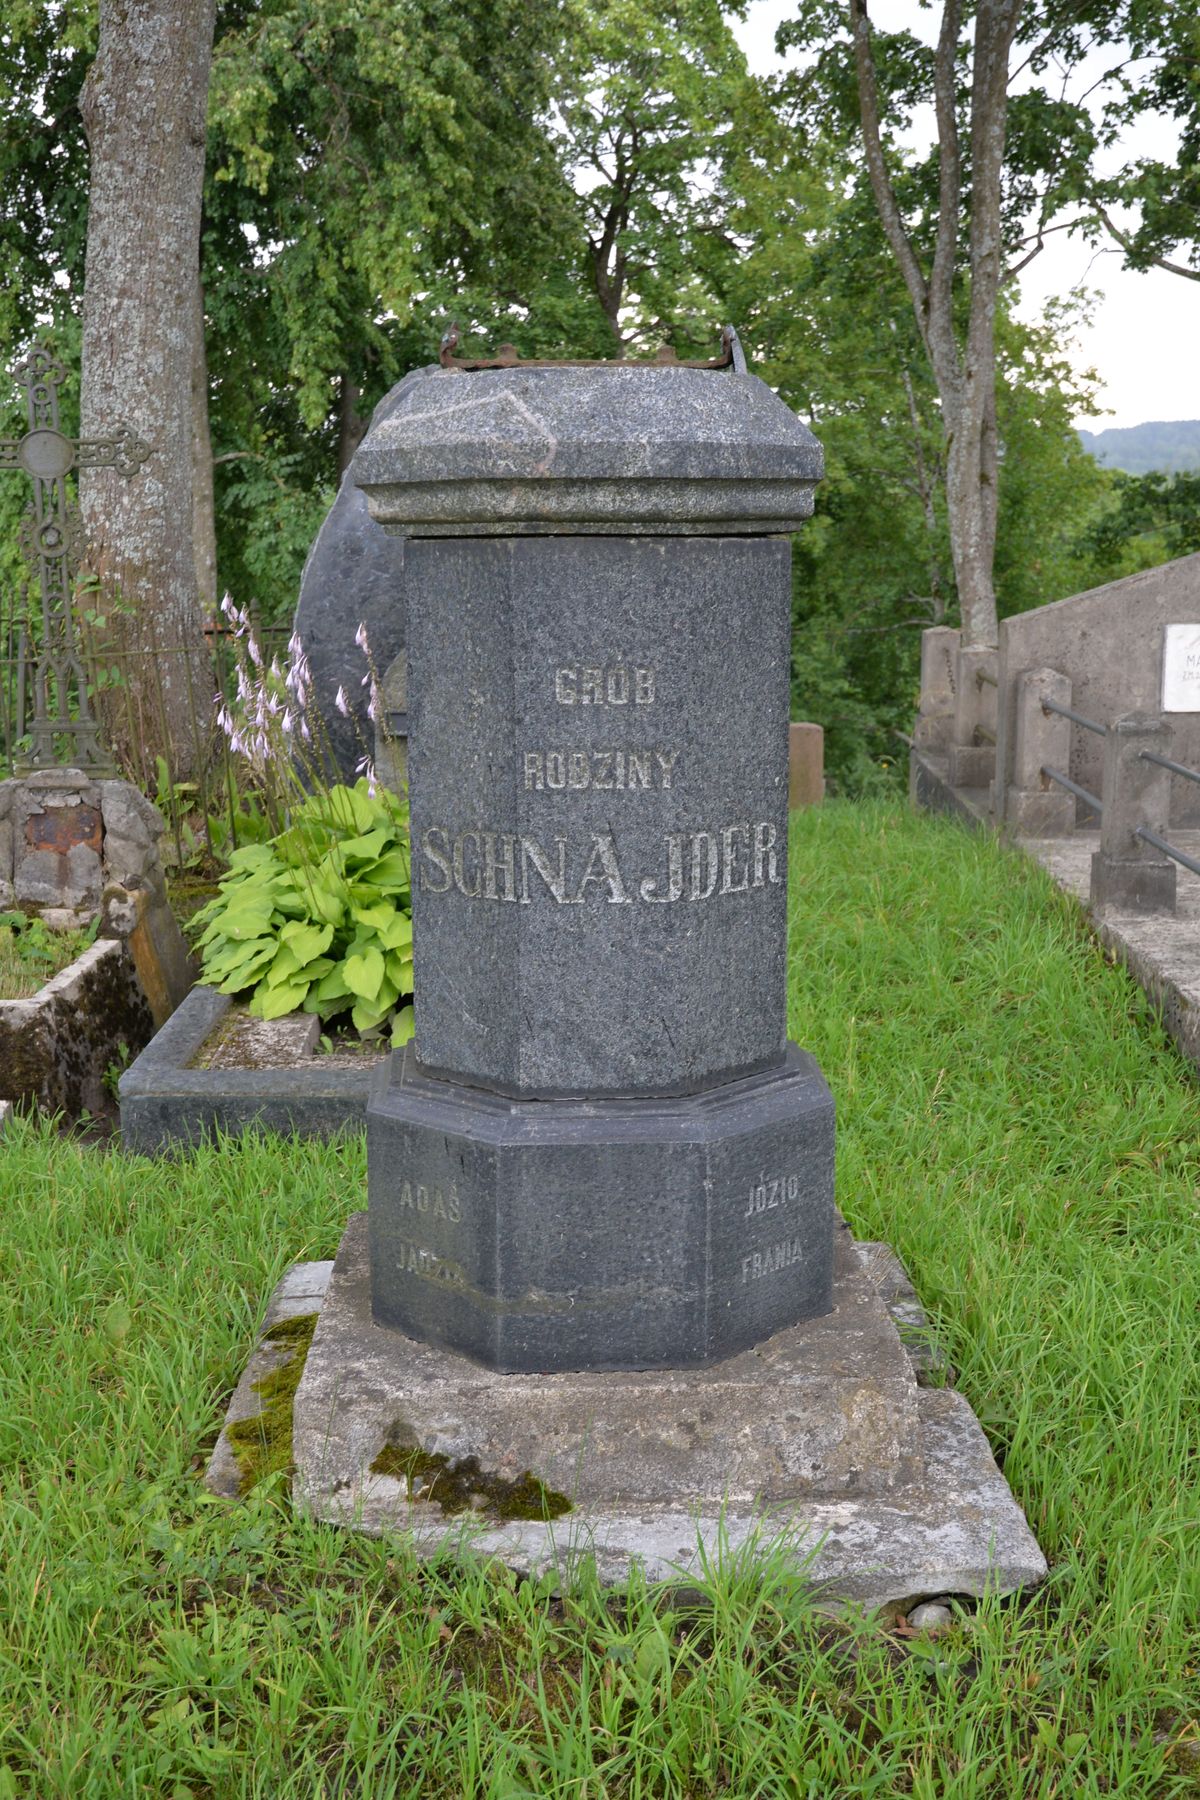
[849,0,1020,650]
[191,265,218,615]
[79,0,217,781]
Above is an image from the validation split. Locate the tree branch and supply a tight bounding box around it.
[1092,201,1200,281]
[848,0,930,335]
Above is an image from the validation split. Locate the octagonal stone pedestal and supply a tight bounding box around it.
[368,1045,834,1373]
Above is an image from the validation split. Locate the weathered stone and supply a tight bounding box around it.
[789,722,824,810]
[101,879,196,1028]
[907,1600,954,1632]
[360,348,830,1376]
[289,1216,1048,1609]
[120,985,380,1151]
[368,1046,836,1372]
[0,937,153,1118]
[353,358,823,539]
[206,1260,333,1499]
[292,371,430,780]
[401,533,793,1099]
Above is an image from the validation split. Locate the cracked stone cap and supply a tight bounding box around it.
[351,346,824,537]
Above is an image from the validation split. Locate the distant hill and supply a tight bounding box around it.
[1077,420,1200,475]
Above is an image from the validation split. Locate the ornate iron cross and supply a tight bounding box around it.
[1,342,151,771]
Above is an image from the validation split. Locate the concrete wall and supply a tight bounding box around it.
[995,552,1200,827]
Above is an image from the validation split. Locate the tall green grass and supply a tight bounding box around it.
[1,800,1198,1797]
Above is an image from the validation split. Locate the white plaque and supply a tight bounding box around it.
[1162,624,1200,712]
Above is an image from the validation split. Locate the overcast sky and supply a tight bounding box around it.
[731,0,1196,431]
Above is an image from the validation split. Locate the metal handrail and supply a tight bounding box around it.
[1041,698,1107,737]
[1135,824,1200,880]
[1139,749,1200,787]
[1042,766,1103,813]
[975,726,996,746]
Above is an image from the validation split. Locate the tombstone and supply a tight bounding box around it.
[292,369,432,781]
[282,332,1047,1603]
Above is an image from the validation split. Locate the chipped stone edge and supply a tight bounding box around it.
[205,1261,334,1498]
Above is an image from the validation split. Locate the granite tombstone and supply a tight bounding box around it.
[353,333,836,1373]
[292,369,433,778]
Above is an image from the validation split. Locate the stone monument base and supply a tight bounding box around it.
[266,1213,1046,1610]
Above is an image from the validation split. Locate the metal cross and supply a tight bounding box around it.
[1,342,151,772]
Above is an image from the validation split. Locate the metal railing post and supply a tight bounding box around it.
[1090,713,1176,915]
[947,645,997,790]
[1005,668,1075,835]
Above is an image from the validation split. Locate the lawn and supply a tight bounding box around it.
[2,799,1199,1798]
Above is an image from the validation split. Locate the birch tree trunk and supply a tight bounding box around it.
[79,0,216,779]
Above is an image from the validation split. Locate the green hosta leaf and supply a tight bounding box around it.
[251,978,312,1020]
[280,920,334,964]
[266,944,302,985]
[392,1005,415,1046]
[312,965,353,1002]
[351,901,397,931]
[343,946,385,1000]
[377,913,413,951]
[336,829,391,866]
[351,993,393,1033]
[206,941,277,990]
[305,884,346,927]
[385,950,414,993]
[226,844,277,873]
[367,850,411,887]
[217,910,276,943]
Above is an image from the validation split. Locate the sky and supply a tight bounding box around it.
[730,0,1197,431]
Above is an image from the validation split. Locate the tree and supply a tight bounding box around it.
[551,0,759,355]
[78,0,216,777]
[776,0,1135,649]
[719,128,1107,789]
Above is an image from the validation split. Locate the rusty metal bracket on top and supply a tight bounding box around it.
[439,324,748,375]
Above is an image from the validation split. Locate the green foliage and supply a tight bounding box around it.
[191,779,414,1039]
[4,807,1200,1791]
[0,909,95,1000]
[1072,468,1200,579]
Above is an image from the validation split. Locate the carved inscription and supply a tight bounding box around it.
[523,749,678,791]
[741,1238,804,1284]
[419,822,780,905]
[743,1173,801,1218]
[398,1180,462,1223]
[555,665,655,706]
[393,1238,467,1288]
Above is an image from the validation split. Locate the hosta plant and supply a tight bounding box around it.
[190,780,414,1040]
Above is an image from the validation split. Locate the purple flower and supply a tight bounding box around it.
[335,685,351,718]
[355,622,370,654]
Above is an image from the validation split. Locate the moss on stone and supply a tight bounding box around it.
[225,1311,319,1496]
[370,1434,572,1522]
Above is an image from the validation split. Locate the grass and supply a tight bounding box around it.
[0,913,94,1000]
[2,798,1199,1796]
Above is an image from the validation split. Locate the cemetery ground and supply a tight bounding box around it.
[3,800,1199,1798]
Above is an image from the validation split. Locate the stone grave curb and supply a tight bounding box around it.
[119,984,375,1153]
[0,936,153,1119]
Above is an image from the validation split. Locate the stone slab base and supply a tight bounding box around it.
[280,1214,1045,1610]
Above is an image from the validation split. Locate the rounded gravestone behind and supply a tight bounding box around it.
[354,339,835,1372]
[291,370,432,780]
